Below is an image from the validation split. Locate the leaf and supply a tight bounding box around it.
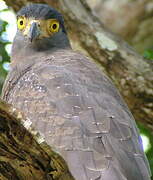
[143,50,153,60]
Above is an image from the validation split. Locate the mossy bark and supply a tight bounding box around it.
[0,99,74,180]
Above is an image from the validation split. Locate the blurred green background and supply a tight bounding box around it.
[0,13,9,92]
[0,0,152,176]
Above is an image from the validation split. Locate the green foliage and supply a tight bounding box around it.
[144,49,153,60]
[0,18,10,93]
[138,123,153,176]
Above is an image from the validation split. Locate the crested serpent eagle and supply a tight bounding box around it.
[1,3,151,180]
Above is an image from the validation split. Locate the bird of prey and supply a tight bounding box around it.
[2,3,151,180]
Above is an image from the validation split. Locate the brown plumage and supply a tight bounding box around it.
[2,4,151,180]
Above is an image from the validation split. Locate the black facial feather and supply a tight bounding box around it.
[17,3,66,33]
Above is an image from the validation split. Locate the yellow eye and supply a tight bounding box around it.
[48,20,59,33]
[17,17,26,30]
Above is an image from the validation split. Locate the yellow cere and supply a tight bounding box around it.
[17,17,60,38]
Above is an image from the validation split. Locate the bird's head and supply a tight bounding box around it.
[13,4,70,53]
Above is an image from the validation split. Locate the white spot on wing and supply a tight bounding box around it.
[22,118,32,129]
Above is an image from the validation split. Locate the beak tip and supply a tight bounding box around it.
[28,22,39,43]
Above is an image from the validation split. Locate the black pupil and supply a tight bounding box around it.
[52,24,57,30]
[20,20,23,25]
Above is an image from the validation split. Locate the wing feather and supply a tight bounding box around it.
[3,50,151,180]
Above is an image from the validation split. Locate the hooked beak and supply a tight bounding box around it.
[28,22,40,42]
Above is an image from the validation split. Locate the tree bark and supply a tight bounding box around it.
[4,0,153,130]
[0,99,74,180]
[87,0,153,54]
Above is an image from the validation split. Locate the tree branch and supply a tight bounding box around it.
[87,0,153,54]
[0,99,74,180]
[4,0,153,130]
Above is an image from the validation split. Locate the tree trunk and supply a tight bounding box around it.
[0,99,74,180]
[4,0,153,130]
[87,0,153,54]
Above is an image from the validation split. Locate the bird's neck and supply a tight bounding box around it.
[11,32,71,70]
